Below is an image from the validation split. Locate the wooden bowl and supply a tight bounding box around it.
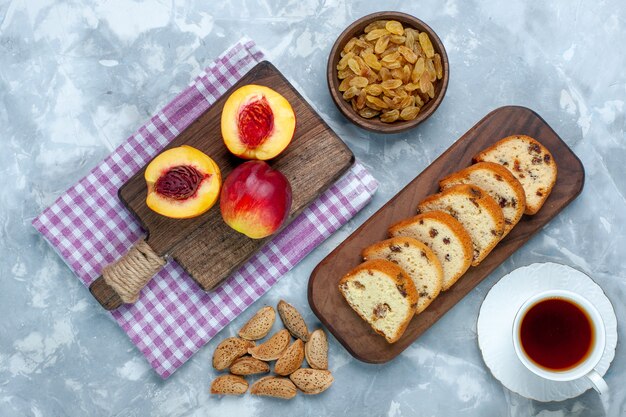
[327,11,449,134]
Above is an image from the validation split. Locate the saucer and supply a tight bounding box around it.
[477,262,617,402]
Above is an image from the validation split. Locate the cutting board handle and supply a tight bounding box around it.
[89,239,166,310]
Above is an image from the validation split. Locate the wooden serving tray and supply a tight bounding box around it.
[308,106,584,363]
[115,61,354,292]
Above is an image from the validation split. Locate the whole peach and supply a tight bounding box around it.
[220,161,292,239]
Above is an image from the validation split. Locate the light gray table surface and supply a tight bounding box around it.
[1,1,625,416]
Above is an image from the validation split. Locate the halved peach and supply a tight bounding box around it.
[221,85,296,160]
[145,145,221,219]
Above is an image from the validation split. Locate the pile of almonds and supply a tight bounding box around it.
[210,300,333,399]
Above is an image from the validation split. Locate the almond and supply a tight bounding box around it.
[210,374,248,395]
[290,368,334,395]
[248,329,290,361]
[277,300,310,342]
[212,337,255,371]
[229,356,270,376]
[274,339,305,376]
[238,306,276,340]
[305,329,328,370]
[250,376,297,399]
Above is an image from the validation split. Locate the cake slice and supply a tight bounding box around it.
[417,185,505,266]
[388,211,472,290]
[439,162,526,237]
[338,259,418,344]
[472,135,557,215]
[362,237,443,314]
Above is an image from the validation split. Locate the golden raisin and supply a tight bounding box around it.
[381,79,403,89]
[365,28,390,41]
[359,107,380,118]
[418,32,435,58]
[366,95,389,109]
[365,84,383,96]
[398,45,418,64]
[349,76,369,88]
[342,86,360,100]
[433,53,443,79]
[380,109,400,123]
[400,106,420,120]
[374,35,390,54]
[385,21,404,36]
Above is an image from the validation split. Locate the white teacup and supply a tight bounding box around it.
[512,290,608,395]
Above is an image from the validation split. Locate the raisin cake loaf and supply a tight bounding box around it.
[388,211,473,290]
[338,259,418,344]
[362,237,443,314]
[439,162,526,237]
[472,135,557,215]
[417,185,505,266]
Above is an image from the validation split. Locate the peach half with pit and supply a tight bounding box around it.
[221,85,296,160]
[145,145,221,219]
[220,160,292,239]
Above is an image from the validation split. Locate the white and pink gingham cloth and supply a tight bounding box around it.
[32,39,378,379]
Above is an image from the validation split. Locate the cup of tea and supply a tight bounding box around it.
[512,289,608,395]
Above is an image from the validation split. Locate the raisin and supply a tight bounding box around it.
[499,197,508,208]
[529,143,541,154]
[400,106,420,121]
[420,250,427,258]
[512,198,517,208]
[353,280,365,289]
[419,219,424,225]
[470,187,482,197]
[491,229,498,236]
[385,20,404,36]
[418,32,435,58]
[420,291,429,298]
[373,303,391,320]
[389,244,402,252]
[445,254,451,261]
[473,249,480,260]
[404,242,409,248]
[494,174,503,182]
[443,237,450,245]
[396,284,407,297]
[531,157,542,165]
[367,270,374,276]
[544,154,551,164]
[536,190,544,197]
[505,219,512,225]
[519,173,525,178]
[429,228,439,237]
[513,160,522,172]
[470,197,480,208]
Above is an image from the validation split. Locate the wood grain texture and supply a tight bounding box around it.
[327,11,449,133]
[117,61,354,291]
[308,106,585,363]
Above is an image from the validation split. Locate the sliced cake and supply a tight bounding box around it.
[472,135,557,215]
[439,162,527,237]
[338,259,418,344]
[417,184,505,266]
[362,237,443,314]
[388,211,473,290]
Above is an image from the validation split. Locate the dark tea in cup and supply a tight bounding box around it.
[519,297,594,371]
[512,289,608,395]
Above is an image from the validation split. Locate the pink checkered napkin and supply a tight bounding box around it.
[32,39,378,379]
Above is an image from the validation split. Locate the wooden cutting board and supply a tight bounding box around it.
[90,61,354,308]
[308,106,585,363]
